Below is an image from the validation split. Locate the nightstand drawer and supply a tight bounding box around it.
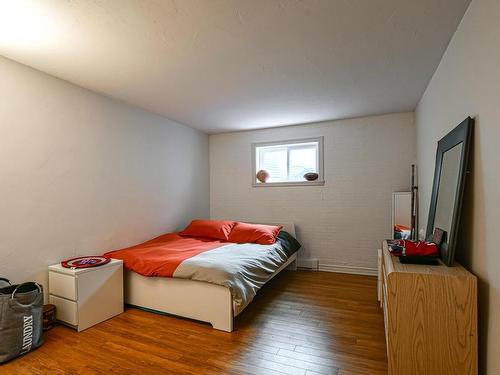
[49,295,78,326]
[49,271,77,300]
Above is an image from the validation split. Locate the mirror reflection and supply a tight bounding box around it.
[433,142,463,238]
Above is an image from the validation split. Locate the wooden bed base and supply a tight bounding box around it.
[124,223,297,332]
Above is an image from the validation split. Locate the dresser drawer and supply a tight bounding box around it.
[49,271,77,300]
[382,286,389,355]
[49,295,78,326]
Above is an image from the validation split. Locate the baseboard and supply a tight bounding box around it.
[319,263,378,276]
[297,258,319,270]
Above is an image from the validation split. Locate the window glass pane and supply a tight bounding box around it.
[289,146,317,180]
[259,147,287,182]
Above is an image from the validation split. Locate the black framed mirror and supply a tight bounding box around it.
[426,117,473,266]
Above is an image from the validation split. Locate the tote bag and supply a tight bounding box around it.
[0,278,44,363]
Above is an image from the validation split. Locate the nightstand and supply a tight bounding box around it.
[48,259,124,332]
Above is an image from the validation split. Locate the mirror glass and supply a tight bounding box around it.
[433,142,463,238]
[392,192,411,239]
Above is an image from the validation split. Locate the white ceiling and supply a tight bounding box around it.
[0,0,470,134]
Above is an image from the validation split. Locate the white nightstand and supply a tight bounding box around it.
[48,259,124,332]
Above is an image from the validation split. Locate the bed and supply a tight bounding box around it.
[105,222,298,332]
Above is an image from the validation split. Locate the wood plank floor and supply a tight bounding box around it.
[2,271,387,375]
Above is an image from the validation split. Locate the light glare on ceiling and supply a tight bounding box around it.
[0,0,59,52]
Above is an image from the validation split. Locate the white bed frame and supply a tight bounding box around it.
[125,223,297,332]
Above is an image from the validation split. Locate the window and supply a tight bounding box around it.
[252,137,324,186]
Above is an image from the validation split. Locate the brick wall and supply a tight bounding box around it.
[209,112,415,274]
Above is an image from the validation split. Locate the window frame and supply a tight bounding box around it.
[251,136,325,187]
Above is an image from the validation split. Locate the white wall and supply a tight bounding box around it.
[210,113,415,274]
[0,56,209,296]
[416,0,500,373]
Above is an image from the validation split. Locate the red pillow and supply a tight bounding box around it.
[228,222,283,245]
[179,220,236,241]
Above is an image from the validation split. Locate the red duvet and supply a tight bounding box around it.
[104,233,226,277]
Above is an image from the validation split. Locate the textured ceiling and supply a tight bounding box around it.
[0,0,470,133]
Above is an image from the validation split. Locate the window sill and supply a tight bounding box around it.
[252,180,325,187]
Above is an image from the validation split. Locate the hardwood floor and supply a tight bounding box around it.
[2,271,388,375]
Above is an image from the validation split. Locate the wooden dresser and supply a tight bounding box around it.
[378,241,477,375]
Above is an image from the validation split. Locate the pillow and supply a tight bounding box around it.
[228,222,283,245]
[179,220,236,241]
